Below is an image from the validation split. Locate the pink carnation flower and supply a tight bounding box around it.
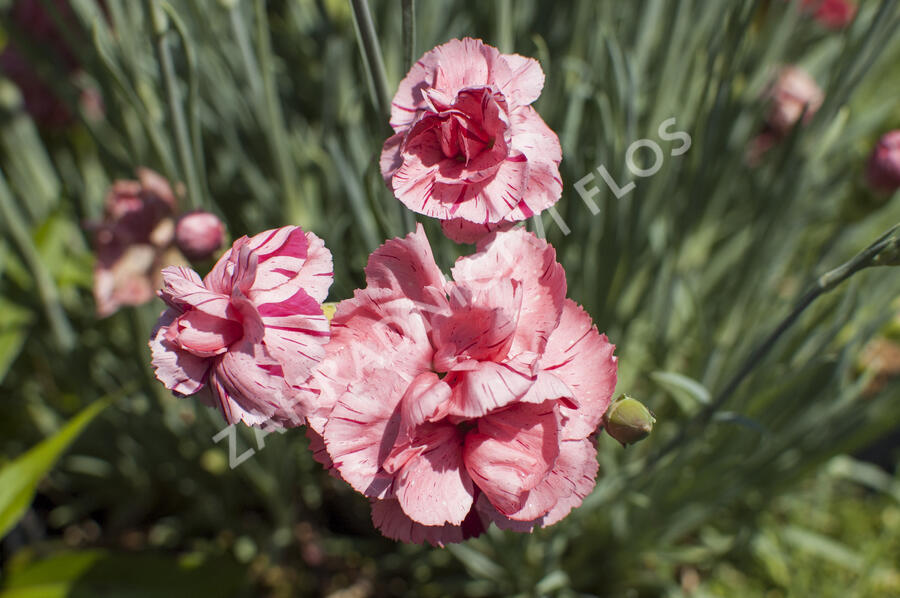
[92,168,179,317]
[150,226,333,427]
[380,38,562,244]
[315,225,617,545]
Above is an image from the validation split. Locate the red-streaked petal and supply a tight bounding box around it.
[149,309,211,395]
[462,401,559,515]
[496,53,545,107]
[541,299,617,440]
[370,498,469,547]
[504,438,598,523]
[387,423,474,526]
[452,228,567,359]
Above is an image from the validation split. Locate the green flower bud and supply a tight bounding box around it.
[603,395,656,447]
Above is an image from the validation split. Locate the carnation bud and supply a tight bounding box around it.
[603,395,656,447]
[866,130,900,194]
[766,67,823,136]
[175,211,225,261]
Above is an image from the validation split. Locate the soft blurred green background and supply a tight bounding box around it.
[2,0,900,596]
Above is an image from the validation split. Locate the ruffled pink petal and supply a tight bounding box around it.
[244,226,310,292]
[381,132,406,181]
[390,38,501,131]
[452,228,567,359]
[431,38,502,96]
[208,339,301,427]
[445,358,535,419]
[432,279,521,370]
[363,224,447,316]
[306,427,336,473]
[462,401,560,515]
[384,423,474,526]
[149,309,211,395]
[257,285,330,387]
[440,218,515,244]
[159,266,232,318]
[474,493,537,533]
[496,53,545,108]
[166,308,243,357]
[293,232,334,303]
[399,371,453,434]
[503,107,563,222]
[428,157,528,224]
[503,438,598,524]
[322,367,407,498]
[370,499,467,547]
[541,299,617,440]
[519,371,576,408]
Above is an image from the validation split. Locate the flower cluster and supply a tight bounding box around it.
[309,225,617,544]
[149,38,620,545]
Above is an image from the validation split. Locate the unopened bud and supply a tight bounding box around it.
[866,130,900,194]
[603,395,655,447]
[175,211,225,261]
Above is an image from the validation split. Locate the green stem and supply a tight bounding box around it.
[648,223,900,467]
[0,169,75,350]
[254,0,305,222]
[349,0,391,119]
[160,2,210,207]
[401,0,416,69]
[496,0,513,53]
[146,0,202,210]
[229,3,264,100]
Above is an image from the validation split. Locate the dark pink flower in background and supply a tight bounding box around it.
[380,38,562,244]
[867,130,900,193]
[175,211,226,261]
[314,225,617,545]
[800,0,856,29]
[92,168,179,317]
[0,0,103,128]
[150,226,333,427]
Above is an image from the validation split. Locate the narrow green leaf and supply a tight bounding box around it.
[0,550,246,598]
[651,370,711,413]
[0,400,108,539]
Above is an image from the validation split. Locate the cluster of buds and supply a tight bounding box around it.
[90,169,225,317]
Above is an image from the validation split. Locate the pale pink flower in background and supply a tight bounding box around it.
[92,168,179,317]
[175,211,226,261]
[866,130,900,193]
[150,226,333,427]
[315,225,617,545]
[380,38,562,244]
[765,66,823,136]
[747,66,823,165]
